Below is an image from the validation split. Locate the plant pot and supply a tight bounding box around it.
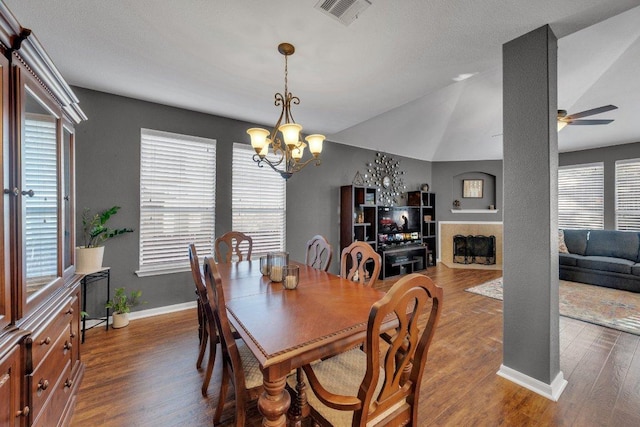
[112,311,129,329]
[76,246,105,273]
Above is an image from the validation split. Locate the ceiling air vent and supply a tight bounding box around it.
[314,0,372,26]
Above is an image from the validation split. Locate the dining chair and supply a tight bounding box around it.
[188,243,218,396]
[305,235,333,271]
[215,231,253,263]
[203,256,263,426]
[340,241,381,287]
[288,273,443,427]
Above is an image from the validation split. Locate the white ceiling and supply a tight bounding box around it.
[5,0,640,161]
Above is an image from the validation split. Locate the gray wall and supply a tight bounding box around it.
[560,142,640,229]
[431,160,503,223]
[73,87,432,314]
[73,85,640,318]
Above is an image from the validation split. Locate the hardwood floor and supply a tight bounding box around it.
[70,264,640,426]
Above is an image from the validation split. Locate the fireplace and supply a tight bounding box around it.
[453,235,496,265]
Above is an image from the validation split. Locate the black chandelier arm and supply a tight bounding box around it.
[252,147,286,169]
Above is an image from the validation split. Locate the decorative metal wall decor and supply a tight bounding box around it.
[361,152,406,206]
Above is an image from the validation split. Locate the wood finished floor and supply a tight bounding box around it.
[70,264,640,426]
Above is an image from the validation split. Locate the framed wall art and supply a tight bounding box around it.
[463,179,483,198]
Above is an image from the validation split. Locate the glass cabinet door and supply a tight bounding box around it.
[18,72,63,317]
[62,124,74,275]
[0,53,9,328]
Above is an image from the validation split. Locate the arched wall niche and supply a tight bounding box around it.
[452,171,497,210]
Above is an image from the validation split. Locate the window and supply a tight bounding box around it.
[616,159,640,231]
[138,129,216,276]
[232,143,286,257]
[558,163,604,230]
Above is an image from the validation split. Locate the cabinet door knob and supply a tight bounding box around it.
[64,378,73,388]
[16,406,30,417]
[39,336,51,345]
[37,378,49,391]
[63,341,72,351]
[70,331,76,338]
[65,307,74,315]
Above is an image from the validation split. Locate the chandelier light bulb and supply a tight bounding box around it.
[305,134,325,156]
[279,123,302,147]
[292,142,306,161]
[247,128,270,153]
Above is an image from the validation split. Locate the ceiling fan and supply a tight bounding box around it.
[557,104,618,131]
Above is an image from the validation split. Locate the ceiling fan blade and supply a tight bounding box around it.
[566,104,618,120]
[568,119,614,125]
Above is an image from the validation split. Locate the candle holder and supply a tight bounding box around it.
[268,252,289,282]
[282,265,299,290]
[260,255,270,276]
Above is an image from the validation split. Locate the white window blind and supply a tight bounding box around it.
[138,129,216,276]
[24,114,58,283]
[558,163,604,230]
[232,143,286,257]
[616,159,640,231]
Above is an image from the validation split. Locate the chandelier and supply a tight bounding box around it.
[247,43,325,180]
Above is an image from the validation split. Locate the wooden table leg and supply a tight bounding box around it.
[287,368,310,426]
[258,375,291,427]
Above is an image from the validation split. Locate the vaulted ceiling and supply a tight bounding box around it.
[5,0,640,161]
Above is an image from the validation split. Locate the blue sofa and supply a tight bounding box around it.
[559,229,640,293]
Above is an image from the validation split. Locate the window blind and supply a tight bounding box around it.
[24,114,58,283]
[138,129,216,276]
[232,143,286,257]
[616,159,640,231]
[558,163,604,230]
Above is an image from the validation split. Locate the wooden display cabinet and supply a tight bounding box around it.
[0,3,87,425]
[407,191,437,266]
[340,185,378,253]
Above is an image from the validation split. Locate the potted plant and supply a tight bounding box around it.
[76,206,134,272]
[105,287,143,328]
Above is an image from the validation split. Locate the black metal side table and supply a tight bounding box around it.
[80,267,111,343]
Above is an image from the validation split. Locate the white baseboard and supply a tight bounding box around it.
[85,301,197,327]
[497,364,567,401]
[128,301,197,321]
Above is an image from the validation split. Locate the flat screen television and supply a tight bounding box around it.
[377,206,421,247]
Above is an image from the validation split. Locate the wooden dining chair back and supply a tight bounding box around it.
[305,235,333,271]
[188,243,219,396]
[215,231,253,263]
[203,257,263,426]
[297,273,443,427]
[340,241,381,287]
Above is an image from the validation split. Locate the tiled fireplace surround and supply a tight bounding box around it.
[438,221,503,266]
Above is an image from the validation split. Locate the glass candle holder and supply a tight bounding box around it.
[259,255,270,276]
[282,265,299,290]
[268,252,288,282]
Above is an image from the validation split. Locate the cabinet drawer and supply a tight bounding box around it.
[31,360,72,427]
[30,298,74,369]
[30,327,74,419]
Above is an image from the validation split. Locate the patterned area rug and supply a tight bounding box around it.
[466,278,640,336]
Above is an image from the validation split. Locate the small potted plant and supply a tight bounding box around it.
[76,206,134,272]
[105,287,143,328]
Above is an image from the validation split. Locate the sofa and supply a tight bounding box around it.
[559,229,640,293]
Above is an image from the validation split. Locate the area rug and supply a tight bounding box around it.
[465,278,640,336]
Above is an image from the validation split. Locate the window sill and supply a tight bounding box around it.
[135,266,191,277]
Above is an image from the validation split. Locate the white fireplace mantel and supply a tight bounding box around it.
[450,209,499,214]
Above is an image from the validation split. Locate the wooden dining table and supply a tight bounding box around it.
[216,260,389,427]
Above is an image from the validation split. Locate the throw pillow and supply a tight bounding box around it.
[558,230,569,254]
